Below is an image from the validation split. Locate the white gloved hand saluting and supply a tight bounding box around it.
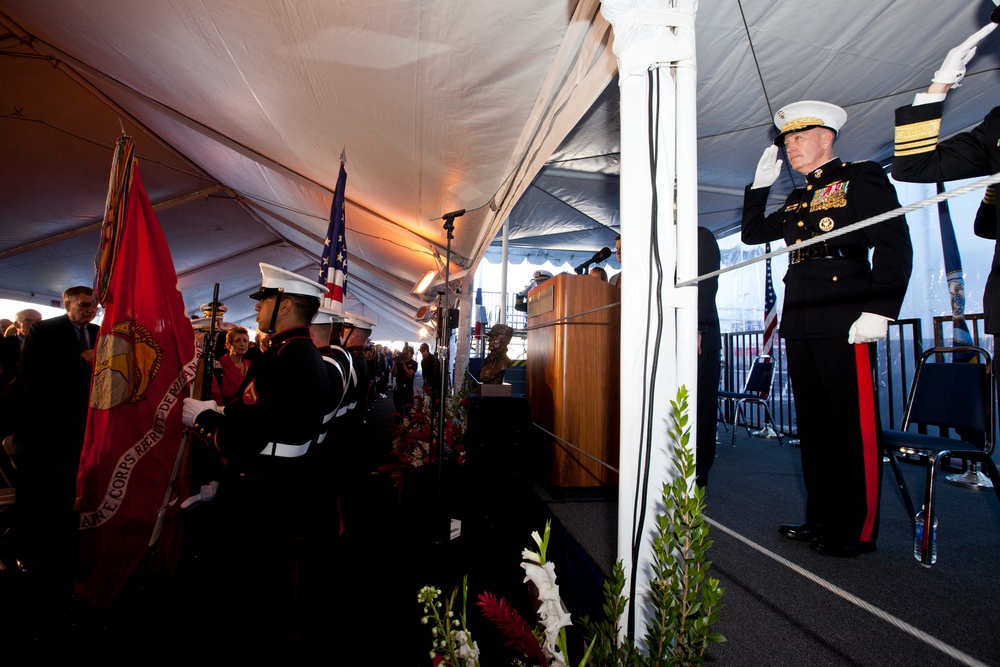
[932,23,998,88]
[182,397,222,427]
[848,312,891,344]
[751,145,782,189]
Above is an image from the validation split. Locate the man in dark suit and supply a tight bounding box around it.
[609,235,622,287]
[696,226,722,488]
[891,20,1000,334]
[419,342,441,399]
[743,101,912,557]
[14,286,98,599]
[0,308,43,438]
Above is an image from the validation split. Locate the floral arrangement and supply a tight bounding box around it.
[418,521,591,667]
[418,578,481,667]
[385,391,467,469]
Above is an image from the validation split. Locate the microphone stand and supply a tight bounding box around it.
[435,209,464,545]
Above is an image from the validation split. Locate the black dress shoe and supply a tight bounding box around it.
[778,522,825,542]
[809,538,876,558]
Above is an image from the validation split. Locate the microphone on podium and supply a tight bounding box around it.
[574,247,612,275]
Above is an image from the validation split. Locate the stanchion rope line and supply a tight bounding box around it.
[522,301,621,332]
[531,422,619,474]
[705,516,990,667]
[676,171,1000,289]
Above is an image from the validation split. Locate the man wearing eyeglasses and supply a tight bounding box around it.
[13,286,99,607]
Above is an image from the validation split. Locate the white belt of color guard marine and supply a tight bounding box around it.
[259,441,311,458]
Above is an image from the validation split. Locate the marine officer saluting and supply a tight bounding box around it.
[742,101,912,557]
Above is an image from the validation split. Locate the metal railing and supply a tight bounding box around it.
[719,331,793,433]
[720,318,927,436]
[478,291,527,330]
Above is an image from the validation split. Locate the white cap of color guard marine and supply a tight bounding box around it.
[311,306,343,325]
[343,311,376,331]
[249,263,327,301]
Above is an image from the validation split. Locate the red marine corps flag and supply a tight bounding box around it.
[74,137,198,607]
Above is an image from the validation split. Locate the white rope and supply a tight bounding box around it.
[676,171,1000,288]
[523,301,621,332]
[531,422,620,473]
[705,516,990,667]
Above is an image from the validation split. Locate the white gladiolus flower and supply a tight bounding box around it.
[452,630,480,667]
[521,560,572,667]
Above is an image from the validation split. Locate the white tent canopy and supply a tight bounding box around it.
[2,1,998,339]
[0,0,617,339]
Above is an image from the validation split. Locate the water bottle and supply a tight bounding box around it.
[913,508,938,565]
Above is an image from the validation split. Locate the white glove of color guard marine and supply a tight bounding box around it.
[182,397,223,427]
[848,312,891,345]
[181,481,219,509]
[932,23,998,88]
[751,145,782,189]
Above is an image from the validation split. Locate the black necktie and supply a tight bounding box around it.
[79,325,89,352]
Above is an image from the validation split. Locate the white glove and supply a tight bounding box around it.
[848,312,891,344]
[182,398,221,427]
[181,481,219,509]
[932,23,998,88]
[751,145,782,189]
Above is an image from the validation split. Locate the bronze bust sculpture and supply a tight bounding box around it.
[480,324,514,384]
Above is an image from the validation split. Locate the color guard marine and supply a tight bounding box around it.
[182,263,331,545]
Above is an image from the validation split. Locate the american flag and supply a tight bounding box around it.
[762,242,777,357]
[320,162,348,315]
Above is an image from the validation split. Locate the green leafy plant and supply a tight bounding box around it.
[583,386,725,665]
[579,561,644,666]
[645,386,725,663]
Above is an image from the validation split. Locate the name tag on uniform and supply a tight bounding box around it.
[811,181,848,212]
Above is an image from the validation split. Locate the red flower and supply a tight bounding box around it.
[477,591,547,664]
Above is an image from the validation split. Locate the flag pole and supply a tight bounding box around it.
[752,243,780,440]
[148,283,219,572]
[937,183,993,489]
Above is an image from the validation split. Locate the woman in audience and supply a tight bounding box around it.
[218,326,252,405]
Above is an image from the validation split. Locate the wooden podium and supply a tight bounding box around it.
[527,273,620,488]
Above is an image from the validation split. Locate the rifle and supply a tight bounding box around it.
[192,283,222,401]
[148,283,221,573]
